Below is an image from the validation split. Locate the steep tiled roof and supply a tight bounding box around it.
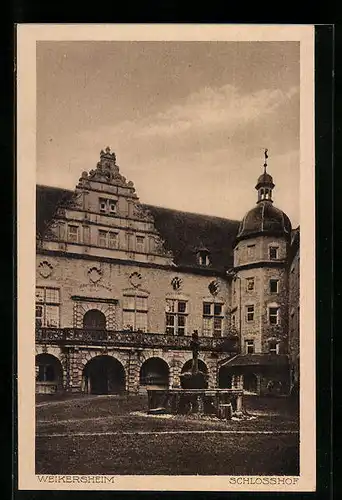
[220,354,289,368]
[237,200,292,242]
[36,185,239,271]
[143,205,239,270]
[36,185,74,238]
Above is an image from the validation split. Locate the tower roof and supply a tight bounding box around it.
[236,201,292,242]
[237,150,292,242]
[255,171,275,189]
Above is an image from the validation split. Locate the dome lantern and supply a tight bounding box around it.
[236,150,292,243]
[255,149,275,203]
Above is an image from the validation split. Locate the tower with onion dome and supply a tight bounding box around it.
[222,150,292,395]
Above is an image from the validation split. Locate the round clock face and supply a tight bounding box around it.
[129,272,142,288]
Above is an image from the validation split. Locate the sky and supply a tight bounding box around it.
[36,41,300,227]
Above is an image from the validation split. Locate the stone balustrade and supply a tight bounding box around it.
[36,327,239,352]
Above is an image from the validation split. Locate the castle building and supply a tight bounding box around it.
[35,147,299,396]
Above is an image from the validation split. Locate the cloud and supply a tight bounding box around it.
[37,82,299,225]
[136,84,299,139]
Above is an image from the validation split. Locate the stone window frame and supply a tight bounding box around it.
[122,289,149,333]
[245,304,255,323]
[202,300,224,338]
[97,228,119,249]
[269,278,279,294]
[268,302,280,325]
[67,224,79,243]
[135,234,146,253]
[268,244,279,260]
[35,286,60,328]
[99,196,118,215]
[244,339,255,354]
[165,298,188,336]
[246,276,255,292]
[268,340,280,354]
[246,244,256,260]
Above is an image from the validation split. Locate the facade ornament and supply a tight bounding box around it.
[88,266,102,284]
[171,276,183,290]
[208,280,220,296]
[132,203,154,221]
[38,260,53,278]
[80,146,135,189]
[129,271,142,288]
[154,235,173,258]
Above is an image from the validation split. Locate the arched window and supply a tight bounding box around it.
[83,309,106,330]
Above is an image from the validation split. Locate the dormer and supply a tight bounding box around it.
[196,246,211,267]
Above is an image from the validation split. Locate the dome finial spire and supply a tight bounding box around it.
[263,148,269,174]
[255,149,275,204]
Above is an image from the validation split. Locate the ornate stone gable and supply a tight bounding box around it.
[77,147,136,191]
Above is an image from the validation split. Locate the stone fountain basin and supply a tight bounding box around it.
[147,388,244,418]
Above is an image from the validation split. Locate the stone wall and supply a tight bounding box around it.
[36,253,231,337]
[34,343,222,393]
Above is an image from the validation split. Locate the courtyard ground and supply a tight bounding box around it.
[36,393,299,476]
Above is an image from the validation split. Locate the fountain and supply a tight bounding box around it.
[147,331,244,420]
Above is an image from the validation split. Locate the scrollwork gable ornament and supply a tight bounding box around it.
[132,203,154,222]
[154,235,173,258]
[79,147,136,190]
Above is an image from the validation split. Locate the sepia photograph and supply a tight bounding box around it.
[17,24,315,492]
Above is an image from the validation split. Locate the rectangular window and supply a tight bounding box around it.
[269,307,279,325]
[109,201,117,214]
[136,296,148,311]
[98,230,119,249]
[68,225,79,243]
[165,299,188,335]
[123,294,148,332]
[213,317,222,337]
[198,252,210,266]
[202,302,224,337]
[35,305,43,327]
[99,197,117,214]
[136,235,145,253]
[99,198,107,213]
[108,232,118,249]
[45,305,59,327]
[269,341,279,354]
[122,310,135,331]
[270,279,279,293]
[246,277,255,291]
[202,317,212,336]
[203,302,211,315]
[246,305,254,323]
[269,246,279,260]
[245,340,255,354]
[247,244,255,259]
[98,230,107,247]
[35,287,60,328]
[126,233,134,251]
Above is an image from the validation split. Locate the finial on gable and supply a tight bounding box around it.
[77,147,136,193]
[100,146,116,165]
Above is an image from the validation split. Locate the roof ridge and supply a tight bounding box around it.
[143,203,240,223]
